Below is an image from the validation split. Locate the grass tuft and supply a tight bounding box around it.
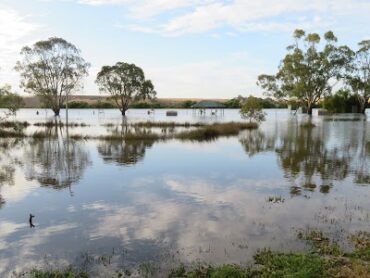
[0,129,25,137]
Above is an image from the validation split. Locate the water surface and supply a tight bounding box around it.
[0,109,369,275]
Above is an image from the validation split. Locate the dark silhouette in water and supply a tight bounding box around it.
[29,214,35,228]
[36,110,39,115]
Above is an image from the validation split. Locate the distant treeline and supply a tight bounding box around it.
[59,97,288,109]
[321,89,363,113]
[25,92,368,112]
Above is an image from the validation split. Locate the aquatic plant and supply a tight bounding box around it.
[300,122,316,128]
[33,122,88,127]
[267,195,285,203]
[175,122,258,141]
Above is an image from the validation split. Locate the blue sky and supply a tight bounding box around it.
[1,0,370,98]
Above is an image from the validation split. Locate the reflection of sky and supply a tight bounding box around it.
[0,111,369,275]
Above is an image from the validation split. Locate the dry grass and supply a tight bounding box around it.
[0,129,25,138]
[0,121,30,128]
[33,122,88,127]
[175,122,258,141]
[0,121,258,142]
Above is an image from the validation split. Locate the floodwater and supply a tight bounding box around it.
[0,109,369,276]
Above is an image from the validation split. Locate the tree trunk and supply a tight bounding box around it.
[121,110,126,116]
[53,108,60,117]
[360,102,366,114]
[307,104,313,115]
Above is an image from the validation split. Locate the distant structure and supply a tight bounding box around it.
[166,111,178,116]
[191,101,225,116]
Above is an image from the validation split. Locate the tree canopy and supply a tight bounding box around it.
[240,95,266,123]
[95,62,156,116]
[0,85,23,118]
[345,40,370,114]
[258,29,352,115]
[15,37,90,116]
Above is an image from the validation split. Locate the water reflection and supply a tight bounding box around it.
[98,140,154,166]
[0,139,23,208]
[0,113,369,275]
[239,129,275,157]
[239,118,370,196]
[23,127,91,190]
[276,122,351,195]
[98,123,156,166]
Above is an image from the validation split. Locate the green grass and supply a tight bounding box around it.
[297,229,342,256]
[254,249,327,277]
[30,268,88,278]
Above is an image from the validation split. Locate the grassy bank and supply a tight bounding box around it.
[20,230,370,277]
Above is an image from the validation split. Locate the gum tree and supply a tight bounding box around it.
[0,85,23,118]
[15,37,90,116]
[95,62,156,116]
[240,95,266,123]
[258,29,351,115]
[345,40,370,114]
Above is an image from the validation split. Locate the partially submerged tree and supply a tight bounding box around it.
[15,37,90,116]
[258,29,351,115]
[345,40,370,114]
[240,96,266,123]
[0,85,23,118]
[95,62,156,116]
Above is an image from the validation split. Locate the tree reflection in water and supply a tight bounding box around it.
[24,126,91,191]
[98,122,155,165]
[0,138,23,208]
[239,118,370,196]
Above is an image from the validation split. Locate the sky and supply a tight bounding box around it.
[1,0,370,99]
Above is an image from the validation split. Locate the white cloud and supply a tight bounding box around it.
[0,8,39,87]
[77,0,370,36]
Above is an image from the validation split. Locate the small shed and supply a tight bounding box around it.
[191,101,225,115]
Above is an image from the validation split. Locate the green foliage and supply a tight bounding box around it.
[130,100,162,109]
[254,250,327,277]
[30,268,88,278]
[258,29,352,114]
[62,100,115,109]
[13,229,370,277]
[225,97,287,109]
[15,37,90,116]
[240,96,266,123]
[345,40,370,114]
[224,98,241,108]
[297,229,342,256]
[0,85,23,116]
[95,100,115,109]
[181,100,197,108]
[169,264,255,278]
[66,101,90,109]
[322,89,359,113]
[95,62,156,116]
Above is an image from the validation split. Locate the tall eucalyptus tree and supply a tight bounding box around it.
[345,40,370,114]
[96,62,156,116]
[258,29,351,115]
[16,37,90,116]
